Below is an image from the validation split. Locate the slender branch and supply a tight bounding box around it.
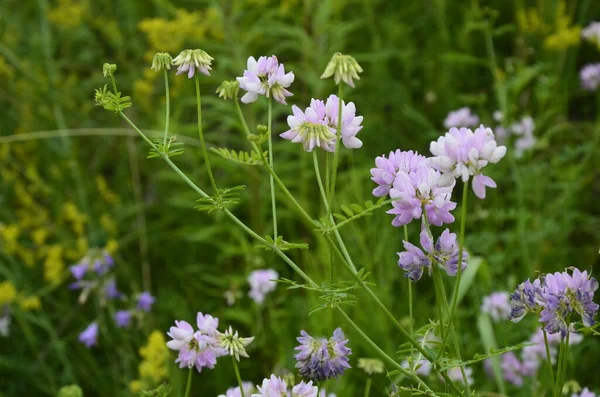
[266,97,278,239]
[194,75,218,192]
[542,329,556,396]
[328,84,344,208]
[183,368,193,397]
[232,357,245,397]
[163,69,170,146]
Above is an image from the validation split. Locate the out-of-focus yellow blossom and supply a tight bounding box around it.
[279,0,301,14]
[43,244,65,285]
[0,281,17,307]
[517,7,549,35]
[66,237,89,261]
[19,295,41,311]
[0,224,20,254]
[47,0,87,30]
[0,56,15,80]
[100,214,118,236]
[105,239,119,254]
[62,202,88,236]
[96,176,120,205]
[130,331,169,392]
[18,249,36,268]
[544,1,581,50]
[32,228,50,246]
[15,182,36,209]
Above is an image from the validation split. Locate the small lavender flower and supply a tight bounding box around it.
[237,56,294,104]
[172,49,213,78]
[114,310,132,328]
[582,22,600,48]
[291,381,318,397]
[218,382,256,397]
[248,269,279,304]
[481,292,511,322]
[104,279,122,300]
[136,291,155,312]
[402,358,432,377]
[78,322,98,348]
[580,64,600,92]
[280,100,336,152]
[387,164,456,227]
[69,262,88,280]
[324,94,364,149]
[252,375,288,397]
[509,278,542,322]
[573,388,598,397]
[294,328,352,382]
[93,253,114,275]
[446,366,473,386]
[370,150,427,197]
[443,107,479,129]
[397,229,468,282]
[484,352,524,386]
[430,125,507,199]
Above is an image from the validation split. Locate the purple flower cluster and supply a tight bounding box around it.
[481,291,511,322]
[78,322,99,348]
[582,22,600,47]
[218,382,255,397]
[397,229,468,282]
[580,64,600,92]
[494,113,536,158]
[430,125,507,199]
[237,56,294,104]
[573,388,598,397]
[371,150,427,197]
[294,328,352,382]
[166,312,228,372]
[444,107,479,129]
[509,268,599,337]
[248,269,279,304]
[280,95,363,152]
[251,375,329,397]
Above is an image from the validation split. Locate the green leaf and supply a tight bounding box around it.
[211,147,266,166]
[477,313,507,394]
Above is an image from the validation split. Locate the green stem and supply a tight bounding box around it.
[328,84,344,208]
[183,367,193,397]
[110,76,118,95]
[267,97,278,239]
[163,69,170,146]
[363,377,372,397]
[542,329,556,394]
[194,74,218,193]
[232,356,245,397]
[556,331,570,397]
[404,224,414,348]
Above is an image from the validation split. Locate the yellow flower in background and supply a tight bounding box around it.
[47,0,87,30]
[129,380,143,394]
[517,7,548,36]
[96,176,120,205]
[19,295,41,311]
[62,202,88,236]
[0,56,15,80]
[0,224,20,254]
[43,245,65,285]
[32,228,50,246]
[544,1,581,50]
[0,281,17,307]
[18,249,36,268]
[138,9,208,53]
[105,239,119,255]
[100,214,118,237]
[130,331,169,392]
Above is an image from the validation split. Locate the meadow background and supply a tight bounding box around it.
[1,0,600,396]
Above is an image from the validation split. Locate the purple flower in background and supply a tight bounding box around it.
[291,381,318,397]
[248,269,279,304]
[580,64,600,92]
[324,94,364,149]
[114,310,132,328]
[218,382,255,397]
[402,358,432,377]
[573,388,598,397]
[166,312,227,372]
[370,150,428,197]
[136,292,155,312]
[387,164,456,227]
[481,292,511,322]
[446,366,473,386]
[237,56,294,104]
[509,278,542,322]
[78,322,98,348]
[398,229,468,282]
[104,279,122,300]
[444,107,479,129]
[484,352,524,386]
[582,22,600,47]
[172,49,213,78]
[253,375,288,397]
[294,328,351,382]
[430,125,506,199]
[69,260,89,280]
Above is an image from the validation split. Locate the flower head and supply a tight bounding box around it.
[136,291,156,312]
[69,260,88,280]
[357,358,385,375]
[294,328,352,382]
[573,388,598,397]
[320,53,363,87]
[237,56,294,104]
[446,366,473,386]
[481,292,511,322]
[172,49,213,78]
[324,94,364,149]
[151,52,173,72]
[443,107,479,129]
[430,125,506,199]
[78,322,98,348]
[397,229,468,282]
[216,80,240,100]
[582,22,600,49]
[252,375,288,397]
[580,63,600,92]
[217,326,255,361]
[218,382,256,397]
[248,269,279,304]
[370,150,427,197]
[115,310,132,328]
[104,279,122,300]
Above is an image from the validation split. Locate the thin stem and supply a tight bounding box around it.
[110,76,118,94]
[183,368,193,397]
[556,331,570,397]
[404,225,414,350]
[542,329,556,394]
[328,84,344,208]
[232,357,245,397]
[363,377,372,397]
[194,74,218,193]
[267,97,278,239]
[163,69,170,146]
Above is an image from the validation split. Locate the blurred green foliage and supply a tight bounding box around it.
[1,0,600,396]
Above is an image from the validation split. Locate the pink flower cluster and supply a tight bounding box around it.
[237,56,294,104]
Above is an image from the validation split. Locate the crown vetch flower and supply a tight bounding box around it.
[217,326,255,361]
[69,260,88,280]
[580,63,600,92]
[370,150,427,197]
[481,291,511,322]
[430,125,506,199]
[237,56,294,104]
[78,322,98,348]
[443,107,479,129]
[291,381,318,397]
[248,269,279,304]
[582,22,600,48]
[172,49,213,78]
[136,291,156,312]
[320,53,363,88]
[484,352,524,386]
[294,328,352,382]
[446,366,473,386]
[252,375,288,397]
[324,94,364,149]
[397,229,468,282]
[151,52,173,72]
[387,164,456,227]
[573,387,598,397]
[281,100,336,152]
[115,310,132,328]
[218,382,256,397]
[104,279,122,300]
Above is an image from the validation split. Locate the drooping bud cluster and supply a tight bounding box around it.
[320,53,363,88]
[151,52,173,72]
[172,49,213,78]
[294,328,351,382]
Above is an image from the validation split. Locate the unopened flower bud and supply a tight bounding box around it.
[172,49,213,78]
[151,52,173,72]
[256,124,268,134]
[320,53,363,88]
[102,63,117,78]
[58,384,83,397]
[215,80,239,100]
